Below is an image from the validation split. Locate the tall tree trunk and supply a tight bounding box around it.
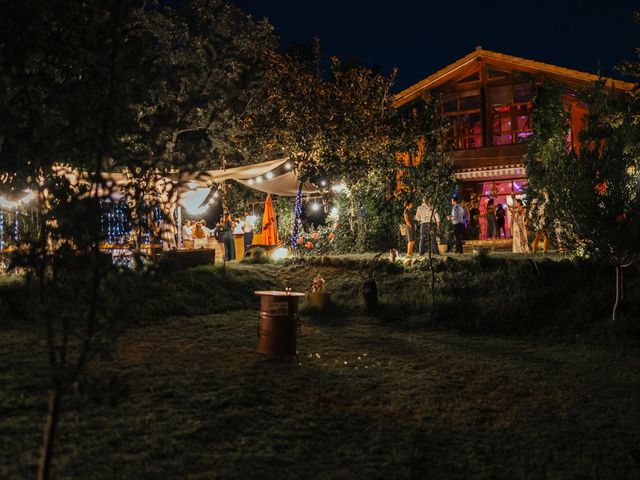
[612,265,623,322]
[37,387,62,480]
[426,224,435,304]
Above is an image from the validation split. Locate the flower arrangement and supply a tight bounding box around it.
[296,224,337,255]
[311,273,325,293]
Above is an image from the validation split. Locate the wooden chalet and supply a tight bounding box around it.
[393,47,634,229]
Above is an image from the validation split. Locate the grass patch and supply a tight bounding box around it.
[2,311,640,478]
[2,256,640,478]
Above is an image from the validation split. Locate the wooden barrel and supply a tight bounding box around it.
[255,291,305,357]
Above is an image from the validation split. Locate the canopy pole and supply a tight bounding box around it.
[177,206,182,249]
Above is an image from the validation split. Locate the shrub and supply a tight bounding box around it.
[241,247,271,264]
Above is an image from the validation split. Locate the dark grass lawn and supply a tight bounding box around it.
[2,259,640,479]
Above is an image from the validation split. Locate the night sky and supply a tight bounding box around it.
[233,0,639,91]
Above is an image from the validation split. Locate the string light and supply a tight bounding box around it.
[291,187,303,250]
[255,176,263,184]
[266,172,274,180]
[13,208,19,242]
[331,183,347,193]
[284,162,292,170]
[100,201,132,244]
[0,211,4,251]
[311,202,320,212]
[154,204,162,247]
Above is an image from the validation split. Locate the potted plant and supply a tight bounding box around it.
[308,273,331,311]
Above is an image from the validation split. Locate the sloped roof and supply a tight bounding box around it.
[393,48,635,107]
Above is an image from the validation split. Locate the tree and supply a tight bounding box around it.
[525,80,640,321]
[0,2,276,476]
[393,98,454,301]
[246,41,397,186]
[121,0,277,236]
[1,1,167,477]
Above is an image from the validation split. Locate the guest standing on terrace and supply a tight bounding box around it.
[530,194,550,254]
[509,199,529,253]
[181,219,193,248]
[222,212,236,261]
[403,200,415,256]
[485,198,497,239]
[496,203,507,238]
[243,210,254,252]
[415,198,440,255]
[450,197,465,254]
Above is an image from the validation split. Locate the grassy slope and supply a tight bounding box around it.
[1,259,640,479]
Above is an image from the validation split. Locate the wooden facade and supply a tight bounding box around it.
[393,48,634,204]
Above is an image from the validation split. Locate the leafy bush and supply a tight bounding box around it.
[296,224,337,255]
[240,247,272,264]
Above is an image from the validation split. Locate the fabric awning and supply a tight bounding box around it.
[177,158,290,187]
[236,171,316,197]
[48,157,317,202]
[454,164,526,181]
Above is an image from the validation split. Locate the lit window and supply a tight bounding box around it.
[491,83,533,145]
[442,89,483,149]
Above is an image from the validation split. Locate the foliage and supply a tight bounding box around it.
[139,0,277,172]
[240,247,272,264]
[244,41,398,186]
[0,2,159,477]
[275,196,295,244]
[115,0,278,239]
[393,98,454,221]
[3,260,640,478]
[352,174,403,253]
[523,80,571,222]
[296,224,337,255]
[390,97,454,298]
[525,79,640,320]
[0,1,278,477]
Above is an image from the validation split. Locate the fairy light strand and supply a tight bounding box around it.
[292,186,303,250]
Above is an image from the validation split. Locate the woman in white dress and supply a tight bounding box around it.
[509,199,530,253]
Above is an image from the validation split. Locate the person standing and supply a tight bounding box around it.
[485,198,497,239]
[530,194,550,254]
[193,222,207,249]
[450,197,465,254]
[468,193,480,239]
[200,219,211,237]
[242,210,254,252]
[509,199,530,253]
[181,219,193,248]
[222,212,236,261]
[403,200,416,256]
[496,203,507,238]
[415,197,440,255]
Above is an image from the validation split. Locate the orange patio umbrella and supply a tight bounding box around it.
[261,194,278,245]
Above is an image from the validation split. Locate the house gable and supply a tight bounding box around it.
[393,48,635,108]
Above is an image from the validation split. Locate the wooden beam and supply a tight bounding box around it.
[479,60,491,148]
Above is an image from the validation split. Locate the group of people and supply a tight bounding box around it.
[475,198,508,239]
[181,210,255,261]
[403,193,550,255]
